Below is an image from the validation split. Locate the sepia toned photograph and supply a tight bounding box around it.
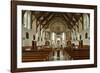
[22,11,90,62]
[11,1,97,72]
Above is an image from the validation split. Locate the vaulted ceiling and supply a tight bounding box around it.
[31,11,83,30]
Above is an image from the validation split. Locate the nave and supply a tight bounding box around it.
[22,10,90,62]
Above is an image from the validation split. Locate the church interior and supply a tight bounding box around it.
[22,10,90,62]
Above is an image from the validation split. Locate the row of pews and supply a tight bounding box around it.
[22,45,90,62]
[22,47,53,62]
[64,45,90,60]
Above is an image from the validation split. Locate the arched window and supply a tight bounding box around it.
[23,11,31,29]
[85,32,88,39]
[26,32,29,39]
[33,35,35,40]
[80,35,82,40]
[79,20,82,32]
[84,14,90,30]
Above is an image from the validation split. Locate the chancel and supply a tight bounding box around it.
[22,11,90,62]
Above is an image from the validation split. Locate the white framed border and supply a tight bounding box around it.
[17,5,94,68]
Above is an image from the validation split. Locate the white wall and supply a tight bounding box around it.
[22,27,33,46]
[22,12,37,46]
[0,0,100,73]
[71,14,90,46]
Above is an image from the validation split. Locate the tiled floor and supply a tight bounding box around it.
[50,49,71,61]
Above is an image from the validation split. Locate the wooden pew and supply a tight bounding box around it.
[22,52,50,62]
[70,49,89,60]
[22,48,53,62]
[64,46,90,60]
[22,55,49,62]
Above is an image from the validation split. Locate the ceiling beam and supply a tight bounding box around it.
[63,14,75,30]
[42,13,55,29]
[65,14,76,26]
[40,13,52,26]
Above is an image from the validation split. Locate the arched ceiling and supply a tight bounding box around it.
[50,22,66,33]
[48,16,68,33]
[30,11,83,31]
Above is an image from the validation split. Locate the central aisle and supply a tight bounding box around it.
[50,48,71,61]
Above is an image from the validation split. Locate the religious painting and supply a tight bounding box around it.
[11,1,97,72]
